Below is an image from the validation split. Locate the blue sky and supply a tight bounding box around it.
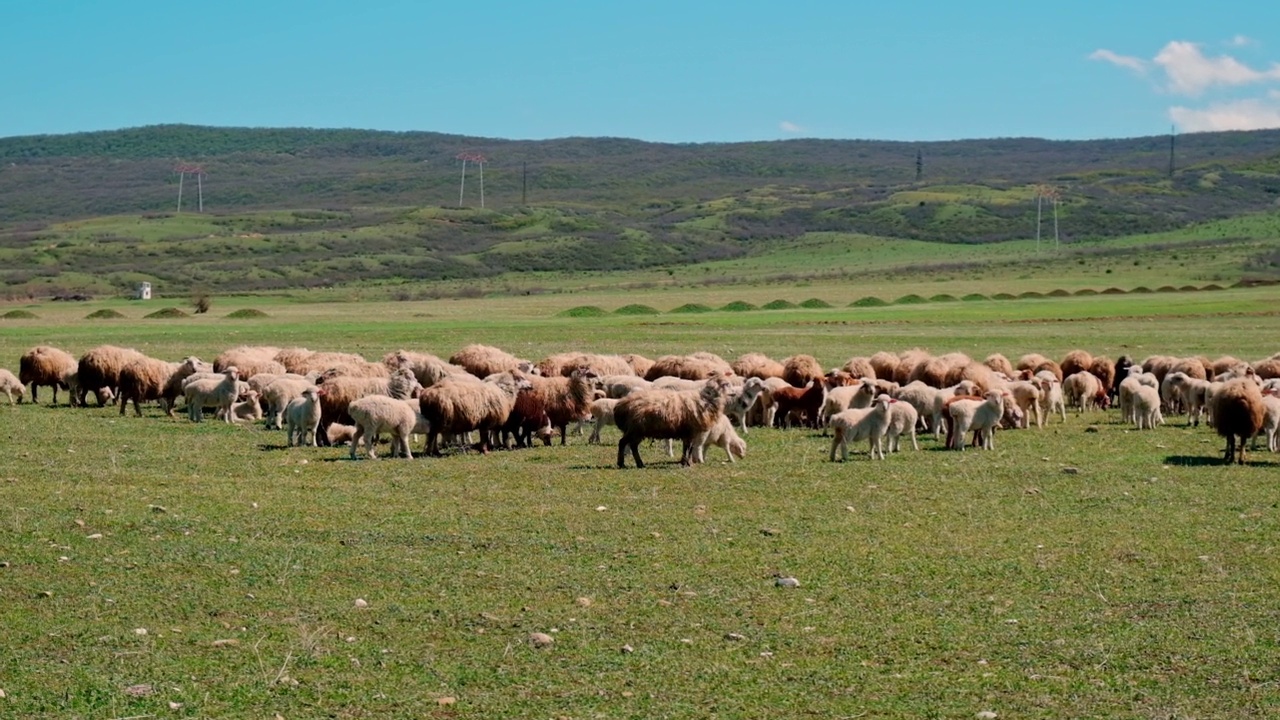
[3,1,1279,142]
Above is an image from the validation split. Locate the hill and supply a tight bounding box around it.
[1,125,1280,298]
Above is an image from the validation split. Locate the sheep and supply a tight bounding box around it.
[722,376,768,434]
[820,377,878,429]
[0,367,24,404]
[1016,353,1048,375]
[326,422,356,446]
[1210,355,1244,378]
[502,384,555,449]
[273,347,316,373]
[518,367,600,444]
[1212,379,1266,464]
[1131,384,1163,430]
[908,355,952,388]
[1117,369,1156,424]
[868,351,901,383]
[449,344,532,379]
[230,389,264,423]
[731,352,786,380]
[1062,371,1107,413]
[285,386,324,447]
[1256,393,1280,453]
[1111,355,1134,400]
[883,397,920,452]
[1060,350,1094,380]
[76,345,147,407]
[620,353,654,378]
[982,353,1015,379]
[751,376,793,428]
[840,356,877,380]
[314,371,417,445]
[893,380,978,438]
[348,394,419,459]
[828,394,894,461]
[770,380,827,429]
[652,376,704,391]
[63,371,113,408]
[309,356,391,380]
[18,345,78,405]
[1088,356,1116,398]
[587,397,620,444]
[1036,376,1067,424]
[692,414,747,463]
[259,377,315,429]
[537,352,635,378]
[1002,380,1042,428]
[418,376,519,455]
[644,353,733,382]
[947,390,1005,451]
[1253,358,1280,380]
[600,374,652,399]
[213,346,285,377]
[117,355,205,417]
[614,374,732,468]
[183,367,241,423]
[944,362,996,394]
[383,349,470,387]
[1163,371,1213,425]
[894,349,930,385]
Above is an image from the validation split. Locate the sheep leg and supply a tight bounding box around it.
[348,426,362,459]
[829,428,844,462]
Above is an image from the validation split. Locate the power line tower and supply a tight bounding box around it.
[1033,184,1061,250]
[456,153,487,208]
[174,163,206,213]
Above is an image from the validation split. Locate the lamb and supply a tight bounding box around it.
[1036,376,1067,424]
[731,352,786,380]
[348,394,419,459]
[260,377,317,429]
[315,370,418,445]
[0,367,24,404]
[76,345,147,407]
[893,380,978,438]
[820,378,878,430]
[883,396,920,452]
[587,397,620,445]
[692,414,747,463]
[751,376,793,428]
[183,367,242,423]
[1163,371,1212,426]
[449,344,533,379]
[229,389,264,423]
[828,394,894,461]
[722,376,768,434]
[644,353,734,381]
[418,376,519,455]
[1002,380,1042,428]
[285,386,324,447]
[1062,371,1107,413]
[614,374,732,468]
[1211,379,1266,464]
[947,390,1005,451]
[326,423,356,446]
[18,345,78,405]
[213,346,286,377]
[1256,393,1280,453]
[1131,384,1163,430]
[770,380,827,429]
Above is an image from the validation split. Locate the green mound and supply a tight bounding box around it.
[1073,288,1099,296]
[960,293,988,302]
[1100,287,1127,295]
[85,309,126,319]
[669,303,714,314]
[992,293,1017,300]
[614,303,660,315]
[1178,285,1200,292]
[143,307,189,319]
[719,301,758,312]
[850,296,888,307]
[1156,286,1178,293]
[1046,289,1071,297]
[928,294,959,303]
[558,305,608,318]
[799,298,834,309]
[1018,291,1045,299]
[1130,286,1153,294]
[893,294,928,305]
[762,299,798,310]
[2,309,37,319]
[225,308,270,318]
[1201,284,1224,291]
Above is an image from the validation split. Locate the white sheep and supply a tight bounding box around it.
[1002,379,1042,428]
[692,414,747,463]
[1131,384,1163,430]
[348,394,420,459]
[884,397,920,452]
[0,368,25,404]
[1255,393,1280,452]
[229,389,263,423]
[820,378,878,431]
[1164,371,1212,426]
[947,390,1005,451]
[1036,376,1066,424]
[1062,371,1105,413]
[723,376,767,434]
[587,397,620,444]
[285,386,324,446]
[828,394,893,461]
[262,376,319,429]
[183,367,241,423]
[893,380,977,438]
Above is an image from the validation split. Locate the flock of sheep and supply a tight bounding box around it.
[4,343,1280,466]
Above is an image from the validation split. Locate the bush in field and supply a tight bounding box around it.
[799,298,833,308]
[1047,289,1071,297]
[144,307,189,319]
[992,293,1017,300]
[961,293,988,301]
[669,303,713,314]
[2,309,37,319]
[719,301,758,312]
[894,294,927,304]
[1074,289,1098,296]
[929,294,959,302]
[851,297,888,307]
[559,305,608,318]
[85,309,126,319]
[762,299,798,310]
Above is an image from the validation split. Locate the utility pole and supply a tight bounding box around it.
[915,148,923,182]
[522,161,527,205]
[1168,125,1176,178]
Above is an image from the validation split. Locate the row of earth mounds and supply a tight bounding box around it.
[0,307,273,320]
[554,283,1236,317]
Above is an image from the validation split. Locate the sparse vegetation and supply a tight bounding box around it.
[799,298,834,308]
[225,308,269,318]
[762,299,798,310]
[558,305,608,317]
[2,309,37,318]
[143,307,189,319]
[669,303,714,314]
[614,304,660,315]
[719,300,758,312]
[84,308,125,319]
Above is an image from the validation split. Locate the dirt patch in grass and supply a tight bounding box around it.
[226,308,270,318]
[85,309,126,319]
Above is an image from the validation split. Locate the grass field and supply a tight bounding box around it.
[2,286,1280,719]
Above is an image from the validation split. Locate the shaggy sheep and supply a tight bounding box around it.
[909,355,952,388]
[76,345,147,407]
[617,353,653,378]
[537,352,635,378]
[183,367,242,423]
[1210,355,1244,378]
[0,367,24,404]
[348,394,418,459]
[1060,350,1094,380]
[944,362,996,394]
[947,390,1005,451]
[19,345,78,405]
[1211,379,1266,464]
[314,370,417,445]
[868,351,901,383]
[1131,384,1163,430]
[1062,371,1107,413]
[770,380,828,429]
[732,352,786,380]
[213,346,286,377]
[383,349,470,387]
[644,353,733,382]
[418,376,519,455]
[614,374,732,468]
[840,356,877,380]
[501,384,554,449]
[982,353,1015,379]
[449,344,532,379]
[721,376,767,434]
[894,349,930,385]
[829,394,893,461]
[285,386,324,447]
[518,367,600,444]
[1088,355,1116,397]
[326,422,356,446]
[1253,358,1280,380]
[692,414,747,463]
[117,355,207,417]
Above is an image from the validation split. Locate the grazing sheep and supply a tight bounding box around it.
[18,345,78,405]
[213,346,286,377]
[600,374,652,399]
[1131,384,1163,430]
[644,353,733,382]
[944,362,996,394]
[538,352,635,378]
[1002,380,1043,428]
[1210,355,1244,379]
[1062,371,1107,413]
[723,376,768,434]
[614,374,732,468]
[0,367,24,404]
[1253,358,1280,380]
[587,397,620,445]
[692,414,747,463]
[1164,371,1213,425]
[840,356,877,380]
[348,394,418,459]
[1212,379,1266,464]
[884,397,920,452]
[947,390,1005,451]
[418,376,519,455]
[982,353,1015,379]
[326,422,356,446]
[76,345,147,407]
[770,380,828,429]
[450,344,532,379]
[285,386,324,447]
[518,367,599,445]
[829,394,894,461]
[868,351,901,383]
[261,377,317,429]
[1088,355,1116,397]
[384,349,470,387]
[118,356,206,417]
[894,349,930,385]
[183,367,242,423]
[909,355,952,389]
[732,352,786,380]
[314,371,417,445]
[502,384,555,449]
[893,380,978,438]
[1060,350,1094,380]
[621,353,655,378]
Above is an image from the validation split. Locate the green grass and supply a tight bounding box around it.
[142,307,190,319]
[558,305,609,318]
[614,304,660,315]
[85,308,126,319]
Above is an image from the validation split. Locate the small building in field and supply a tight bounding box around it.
[135,282,152,300]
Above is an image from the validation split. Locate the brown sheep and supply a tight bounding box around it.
[909,356,951,388]
[77,345,147,407]
[644,354,732,381]
[1088,355,1116,396]
[621,353,655,378]
[418,376,519,455]
[384,349,470,387]
[894,349,930,386]
[1254,358,1280,380]
[1210,355,1244,378]
[118,356,207,417]
[782,354,824,388]
[213,346,285,377]
[982,353,1015,378]
[1212,379,1266,464]
[19,345,78,405]
[840,356,877,380]
[732,353,786,380]
[945,362,996,394]
[520,366,600,444]
[614,374,732,468]
[450,344,532,378]
[868,351,901,383]
[1060,350,1094,380]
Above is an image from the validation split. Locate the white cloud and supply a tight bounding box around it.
[779,120,803,134]
[1169,97,1280,131]
[1229,34,1255,47]
[1088,48,1146,73]
[1154,40,1280,96]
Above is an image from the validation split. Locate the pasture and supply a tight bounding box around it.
[1,288,1279,719]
